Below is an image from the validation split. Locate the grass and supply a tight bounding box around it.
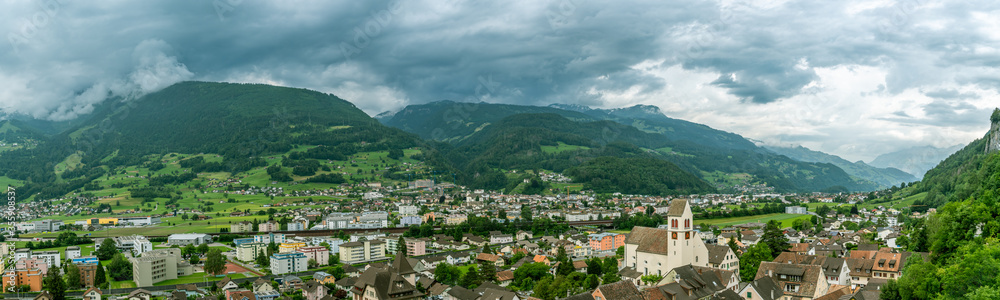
[0,176,22,187]
[12,242,96,257]
[540,142,590,154]
[696,213,813,228]
[154,272,246,286]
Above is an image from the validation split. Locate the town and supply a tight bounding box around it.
[1,178,923,300]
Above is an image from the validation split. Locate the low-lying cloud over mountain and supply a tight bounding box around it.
[1,0,996,161]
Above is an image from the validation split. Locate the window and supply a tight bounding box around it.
[747,292,752,298]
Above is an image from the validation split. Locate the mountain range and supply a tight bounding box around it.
[0,82,978,201]
[380,100,900,192]
[868,145,965,179]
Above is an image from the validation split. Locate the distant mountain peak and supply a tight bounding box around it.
[547,103,594,112]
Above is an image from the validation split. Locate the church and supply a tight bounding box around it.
[624,199,710,276]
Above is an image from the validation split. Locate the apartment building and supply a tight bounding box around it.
[259,221,279,232]
[2,268,44,292]
[404,238,426,256]
[236,242,267,262]
[131,248,185,287]
[270,253,308,275]
[279,242,306,253]
[339,240,386,264]
[231,221,254,233]
[297,246,330,266]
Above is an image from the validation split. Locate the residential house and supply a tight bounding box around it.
[127,289,152,300]
[592,280,643,300]
[253,278,280,300]
[302,281,327,300]
[477,253,504,268]
[755,262,830,299]
[821,257,850,286]
[225,290,257,300]
[738,276,784,300]
[83,287,102,300]
[871,252,904,280]
[846,258,875,288]
[646,265,729,299]
[313,271,336,284]
[350,253,423,300]
[217,277,239,291]
[705,244,739,274]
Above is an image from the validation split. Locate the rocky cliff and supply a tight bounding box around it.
[987,108,1000,154]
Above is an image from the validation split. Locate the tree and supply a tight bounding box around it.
[198,243,210,254]
[728,237,739,254]
[190,255,201,264]
[602,256,618,275]
[482,243,493,255]
[616,246,625,257]
[459,265,482,288]
[434,263,461,285]
[585,258,603,276]
[96,238,118,260]
[65,263,82,289]
[183,244,197,258]
[584,274,600,289]
[204,249,227,275]
[308,259,318,269]
[739,243,773,282]
[108,253,133,281]
[479,259,497,283]
[256,248,270,266]
[601,272,620,284]
[533,277,553,300]
[641,274,664,285]
[520,204,532,221]
[44,268,66,300]
[94,262,107,288]
[761,220,790,256]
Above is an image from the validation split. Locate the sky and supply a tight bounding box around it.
[0,0,997,163]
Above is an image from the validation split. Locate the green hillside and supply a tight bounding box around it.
[385,102,879,193]
[0,82,436,200]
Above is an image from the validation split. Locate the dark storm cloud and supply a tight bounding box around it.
[0,0,997,161]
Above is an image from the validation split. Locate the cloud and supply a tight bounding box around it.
[0,0,997,161]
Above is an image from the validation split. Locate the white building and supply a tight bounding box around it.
[31,251,61,268]
[399,215,422,227]
[398,205,418,215]
[624,199,709,276]
[167,233,212,246]
[115,235,154,256]
[255,233,287,244]
[270,252,308,275]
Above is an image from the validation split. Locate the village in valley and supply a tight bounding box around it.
[1,176,924,300]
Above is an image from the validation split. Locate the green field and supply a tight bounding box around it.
[0,176,22,187]
[697,213,812,228]
[541,142,590,154]
[154,273,246,286]
[12,242,97,257]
